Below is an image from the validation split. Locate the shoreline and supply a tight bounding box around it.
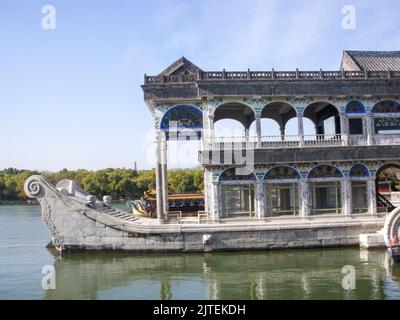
[0,200,38,205]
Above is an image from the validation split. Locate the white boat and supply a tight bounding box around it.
[24,175,387,253]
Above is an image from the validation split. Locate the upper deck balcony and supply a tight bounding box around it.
[201,99,400,153]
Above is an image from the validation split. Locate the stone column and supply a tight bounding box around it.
[367,177,377,216]
[279,123,285,141]
[366,115,374,146]
[256,115,261,148]
[155,132,164,221]
[210,182,221,221]
[208,113,215,147]
[245,127,250,142]
[341,178,352,216]
[339,114,349,146]
[255,180,265,218]
[160,134,168,215]
[299,180,309,217]
[297,113,304,146]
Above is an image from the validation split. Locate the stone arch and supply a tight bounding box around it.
[219,167,256,182]
[375,163,400,197]
[375,163,400,177]
[308,164,343,179]
[213,102,255,130]
[260,102,298,136]
[304,101,341,135]
[264,166,301,180]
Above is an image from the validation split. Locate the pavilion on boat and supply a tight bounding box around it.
[141,50,400,222]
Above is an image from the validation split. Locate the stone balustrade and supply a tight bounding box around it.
[144,69,400,84]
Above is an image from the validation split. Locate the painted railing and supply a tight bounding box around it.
[144,69,400,84]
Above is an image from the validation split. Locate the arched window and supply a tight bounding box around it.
[264,166,300,216]
[345,101,365,113]
[371,100,400,113]
[349,164,369,214]
[308,165,343,215]
[160,105,203,130]
[219,167,256,218]
[265,166,300,180]
[219,167,256,182]
[349,164,369,177]
[308,165,343,178]
[372,101,400,134]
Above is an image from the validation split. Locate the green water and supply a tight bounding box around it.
[1,205,400,300]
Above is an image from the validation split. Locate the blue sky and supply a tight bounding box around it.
[0,0,399,171]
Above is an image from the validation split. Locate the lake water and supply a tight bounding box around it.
[1,205,400,300]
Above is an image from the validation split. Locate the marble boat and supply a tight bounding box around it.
[24,175,389,253]
[24,51,400,254]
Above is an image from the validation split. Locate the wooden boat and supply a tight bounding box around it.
[128,189,205,217]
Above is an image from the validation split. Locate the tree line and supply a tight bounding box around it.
[0,167,204,201]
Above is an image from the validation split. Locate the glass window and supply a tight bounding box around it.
[349,118,363,135]
[221,184,255,217]
[310,181,342,215]
[352,181,368,214]
[266,183,299,216]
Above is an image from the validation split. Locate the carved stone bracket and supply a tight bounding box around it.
[287,97,314,114]
[242,98,272,117]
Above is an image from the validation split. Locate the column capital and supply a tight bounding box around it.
[242,97,271,117]
[287,97,314,114]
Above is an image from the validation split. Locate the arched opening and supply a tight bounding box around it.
[249,118,281,136]
[308,165,343,215]
[350,164,369,214]
[375,163,400,212]
[159,105,203,169]
[304,102,341,137]
[261,102,297,138]
[213,103,255,139]
[264,166,300,216]
[303,117,316,135]
[372,100,400,135]
[214,119,246,138]
[219,167,256,218]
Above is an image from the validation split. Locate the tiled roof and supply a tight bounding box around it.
[344,51,400,71]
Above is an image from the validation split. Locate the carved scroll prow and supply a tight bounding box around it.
[24,175,46,198]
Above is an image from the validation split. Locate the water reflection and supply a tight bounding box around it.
[44,248,400,300]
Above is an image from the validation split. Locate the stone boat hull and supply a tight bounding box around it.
[24,175,385,253]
